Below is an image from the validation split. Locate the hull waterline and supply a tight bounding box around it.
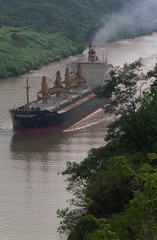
[10,98,108,135]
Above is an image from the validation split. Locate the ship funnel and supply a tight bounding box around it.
[88,43,96,62]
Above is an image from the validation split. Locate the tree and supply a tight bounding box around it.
[83,155,157,240]
[57,62,157,240]
[57,155,136,239]
[98,61,157,152]
[85,215,119,240]
[109,156,157,240]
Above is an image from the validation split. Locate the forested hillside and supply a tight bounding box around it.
[0,0,131,78]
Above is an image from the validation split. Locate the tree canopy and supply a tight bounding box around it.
[57,61,157,240]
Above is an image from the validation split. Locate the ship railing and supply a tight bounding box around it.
[58,101,71,109]
[13,105,42,112]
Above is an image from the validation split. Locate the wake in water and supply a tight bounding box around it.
[1,120,14,134]
[0,109,112,135]
[64,109,113,132]
[1,109,110,134]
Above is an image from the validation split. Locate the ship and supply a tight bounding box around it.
[9,44,112,134]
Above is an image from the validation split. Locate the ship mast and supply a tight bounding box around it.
[25,77,30,111]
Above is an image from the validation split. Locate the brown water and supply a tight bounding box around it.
[1,33,157,240]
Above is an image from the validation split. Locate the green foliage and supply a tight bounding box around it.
[84,160,157,240]
[85,215,119,240]
[84,156,135,218]
[98,61,157,152]
[110,162,157,240]
[0,27,78,78]
[57,208,84,235]
[58,62,157,240]
[58,154,136,238]
[59,156,157,240]
[0,0,133,78]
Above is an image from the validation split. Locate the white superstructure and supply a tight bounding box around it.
[68,43,112,87]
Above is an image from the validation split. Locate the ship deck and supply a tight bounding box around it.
[58,93,95,113]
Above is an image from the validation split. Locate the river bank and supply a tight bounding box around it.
[0,27,85,79]
[1,24,157,80]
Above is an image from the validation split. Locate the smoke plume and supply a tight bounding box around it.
[93,0,157,45]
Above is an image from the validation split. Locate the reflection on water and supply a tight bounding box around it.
[1,33,157,240]
[10,109,109,156]
[5,111,108,240]
[10,132,68,155]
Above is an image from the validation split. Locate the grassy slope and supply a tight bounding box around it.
[0,0,142,79]
[0,27,80,78]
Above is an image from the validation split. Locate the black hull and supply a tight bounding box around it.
[10,96,108,134]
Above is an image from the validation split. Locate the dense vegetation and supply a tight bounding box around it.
[0,0,139,79]
[57,62,157,240]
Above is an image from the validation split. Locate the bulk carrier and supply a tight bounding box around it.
[9,44,112,134]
